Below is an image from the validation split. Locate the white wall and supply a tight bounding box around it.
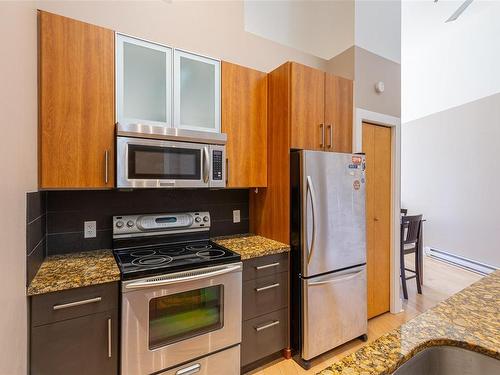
[402,0,500,122]
[244,0,354,60]
[402,93,500,267]
[0,2,38,374]
[36,0,328,73]
[0,1,333,373]
[355,0,401,63]
[402,0,500,268]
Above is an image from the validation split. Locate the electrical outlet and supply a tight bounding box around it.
[233,210,241,223]
[84,221,97,239]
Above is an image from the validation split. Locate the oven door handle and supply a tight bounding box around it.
[124,264,242,289]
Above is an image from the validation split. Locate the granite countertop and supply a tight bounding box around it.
[213,234,290,260]
[317,270,500,375]
[27,250,120,296]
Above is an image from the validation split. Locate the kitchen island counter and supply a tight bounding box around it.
[317,270,500,375]
[213,234,290,260]
[27,249,120,296]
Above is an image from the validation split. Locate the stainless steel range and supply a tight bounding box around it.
[113,211,242,375]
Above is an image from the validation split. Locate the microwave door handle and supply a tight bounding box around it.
[306,176,317,265]
[202,146,210,183]
[125,264,241,289]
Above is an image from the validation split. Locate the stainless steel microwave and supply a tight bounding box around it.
[116,123,226,188]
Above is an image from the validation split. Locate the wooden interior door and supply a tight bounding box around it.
[39,11,115,189]
[363,122,392,319]
[325,74,353,153]
[290,62,325,151]
[221,61,267,188]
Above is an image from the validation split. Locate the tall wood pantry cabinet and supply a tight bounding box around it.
[250,62,354,244]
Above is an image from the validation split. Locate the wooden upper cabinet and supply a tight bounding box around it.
[39,11,115,189]
[221,61,267,188]
[325,74,353,153]
[290,62,325,151]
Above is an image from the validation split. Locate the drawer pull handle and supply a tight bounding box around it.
[52,296,102,310]
[255,262,280,270]
[176,363,201,375]
[255,283,280,292]
[255,320,280,332]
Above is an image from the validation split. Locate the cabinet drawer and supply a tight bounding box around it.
[159,345,240,375]
[31,282,118,327]
[242,253,288,281]
[243,272,288,321]
[31,309,118,375]
[241,308,287,367]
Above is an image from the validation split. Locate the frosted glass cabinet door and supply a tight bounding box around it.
[116,34,172,127]
[174,50,221,133]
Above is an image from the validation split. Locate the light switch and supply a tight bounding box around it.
[233,210,241,223]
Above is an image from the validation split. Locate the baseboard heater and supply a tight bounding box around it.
[426,247,498,275]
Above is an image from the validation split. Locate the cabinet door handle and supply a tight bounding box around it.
[52,296,102,310]
[327,124,333,149]
[107,317,112,358]
[176,363,201,375]
[255,320,280,332]
[226,158,229,185]
[255,262,280,270]
[104,150,109,184]
[319,123,325,148]
[255,283,280,292]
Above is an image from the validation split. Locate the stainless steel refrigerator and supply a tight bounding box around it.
[290,150,367,369]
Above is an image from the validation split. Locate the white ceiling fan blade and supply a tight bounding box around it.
[446,0,474,22]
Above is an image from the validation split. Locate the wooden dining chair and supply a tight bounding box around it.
[400,214,423,299]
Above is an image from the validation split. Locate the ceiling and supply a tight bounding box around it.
[243,0,401,63]
[243,0,355,61]
[402,0,500,122]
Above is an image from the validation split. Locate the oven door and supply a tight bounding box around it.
[121,263,242,375]
[117,136,211,188]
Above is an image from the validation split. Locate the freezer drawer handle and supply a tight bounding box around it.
[255,283,280,292]
[255,262,280,270]
[309,269,364,286]
[255,320,280,332]
[52,297,102,310]
[176,363,201,375]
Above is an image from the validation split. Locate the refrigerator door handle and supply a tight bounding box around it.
[308,268,364,286]
[306,176,317,264]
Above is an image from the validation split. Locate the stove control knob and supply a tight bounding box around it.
[195,216,202,223]
[126,220,135,228]
[116,221,124,229]
[203,216,209,222]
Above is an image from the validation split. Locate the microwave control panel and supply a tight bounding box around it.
[212,150,223,180]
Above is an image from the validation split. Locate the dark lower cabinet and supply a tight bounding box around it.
[241,308,288,367]
[241,253,289,373]
[30,282,119,375]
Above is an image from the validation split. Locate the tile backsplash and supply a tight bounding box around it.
[26,191,47,285]
[46,189,249,255]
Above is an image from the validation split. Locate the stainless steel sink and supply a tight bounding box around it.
[392,346,500,375]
